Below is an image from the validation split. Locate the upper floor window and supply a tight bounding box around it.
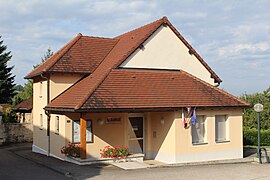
[215,115,228,142]
[39,82,43,98]
[192,115,206,144]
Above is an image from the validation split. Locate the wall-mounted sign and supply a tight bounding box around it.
[106,117,121,124]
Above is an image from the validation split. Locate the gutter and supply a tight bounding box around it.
[45,105,250,114]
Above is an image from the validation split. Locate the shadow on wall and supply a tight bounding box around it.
[149,112,175,160]
[0,123,33,145]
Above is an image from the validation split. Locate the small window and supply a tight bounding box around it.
[39,82,43,98]
[40,114,43,129]
[55,116,59,134]
[73,120,93,143]
[215,115,228,142]
[192,116,206,144]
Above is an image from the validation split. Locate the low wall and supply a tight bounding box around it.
[0,123,33,144]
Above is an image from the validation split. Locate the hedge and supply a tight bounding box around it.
[243,128,270,146]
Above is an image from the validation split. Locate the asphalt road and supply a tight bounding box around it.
[1,143,270,180]
[0,145,69,180]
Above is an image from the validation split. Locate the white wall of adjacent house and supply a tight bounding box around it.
[120,25,215,85]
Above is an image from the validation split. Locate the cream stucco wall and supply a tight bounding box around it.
[50,74,83,100]
[64,113,127,160]
[36,108,243,163]
[120,25,215,85]
[32,79,48,154]
[143,109,243,163]
[175,108,243,163]
[32,74,83,158]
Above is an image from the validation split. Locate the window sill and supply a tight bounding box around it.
[192,142,208,146]
[216,140,230,144]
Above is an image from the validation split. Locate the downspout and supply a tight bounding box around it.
[41,73,51,157]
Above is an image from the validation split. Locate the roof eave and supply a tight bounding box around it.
[45,105,250,114]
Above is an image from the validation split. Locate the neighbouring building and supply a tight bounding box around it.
[25,16,249,164]
[12,97,33,123]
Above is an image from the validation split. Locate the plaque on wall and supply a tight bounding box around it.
[106,117,121,124]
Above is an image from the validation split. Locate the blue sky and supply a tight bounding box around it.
[0,0,269,96]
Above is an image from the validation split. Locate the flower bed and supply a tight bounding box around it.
[61,143,81,158]
[100,146,129,161]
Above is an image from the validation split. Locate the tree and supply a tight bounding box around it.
[240,86,270,129]
[14,48,53,105]
[41,48,53,63]
[0,36,15,104]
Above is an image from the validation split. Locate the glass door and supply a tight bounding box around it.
[128,116,143,154]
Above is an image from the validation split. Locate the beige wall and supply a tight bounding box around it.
[120,25,215,85]
[144,109,243,163]
[32,79,48,154]
[50,74,83,100]
[32,74,83,157]
[64,113,127,160]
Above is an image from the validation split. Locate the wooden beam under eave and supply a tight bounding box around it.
[80,115,87,159]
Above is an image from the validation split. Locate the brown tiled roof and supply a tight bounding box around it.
[49,36,118,73]
[13,97,33,111]
[25,35,118,78]
[26,16,221,83]
[32,16,243,112]
[47,17,167,109]
[80,69,248,110]
[25,34,82,78]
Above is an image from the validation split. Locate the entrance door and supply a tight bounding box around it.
[128,116,143,154]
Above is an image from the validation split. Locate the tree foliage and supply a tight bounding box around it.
[0,36,15,104]
[14,48,53,105]
[240,86,270,129]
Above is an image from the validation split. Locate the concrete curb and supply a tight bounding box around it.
[10,149,75,179]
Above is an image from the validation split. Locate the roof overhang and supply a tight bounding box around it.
[45,105,250,114]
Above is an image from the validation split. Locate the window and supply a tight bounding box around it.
[192,115,205,144]
[73,120,93,143]
[40,114,43,129]
[55,116,59,134]
[39,82,43,98]
[215,115,228,142]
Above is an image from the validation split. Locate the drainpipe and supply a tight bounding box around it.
[41,73,50,157]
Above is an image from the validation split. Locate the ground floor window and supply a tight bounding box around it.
[40,114,43,129]
[192,115,205,144]
[55,116,59,134]
[215,115,228,142]
[73,120,93,143]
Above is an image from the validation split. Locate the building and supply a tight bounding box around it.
[12,97,33,123]
[25,16,249,164]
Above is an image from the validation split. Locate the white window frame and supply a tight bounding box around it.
[215,115,229,142]
[191,115,206,144]
[40,114,43,130]
[55,116,59,134]
[72,120,93,143]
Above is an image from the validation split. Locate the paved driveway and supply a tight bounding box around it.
[1,143,270,180]
[0,144,69,180]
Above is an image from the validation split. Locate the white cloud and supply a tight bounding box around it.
[0,0,269,96]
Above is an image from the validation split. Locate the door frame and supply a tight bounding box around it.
[127,113,145,154]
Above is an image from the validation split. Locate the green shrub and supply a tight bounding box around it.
[243,128,270,146]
